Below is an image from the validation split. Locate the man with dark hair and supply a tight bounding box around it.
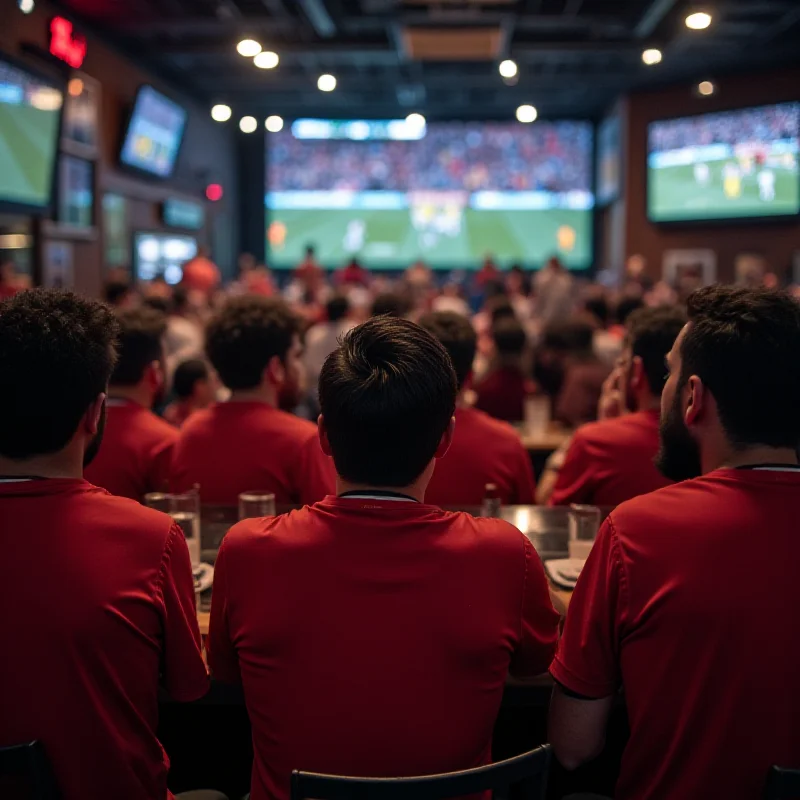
[420,311,536,505]
[549,306,686,507]
[208,316,559,800]
[304,294,353,395]
[0,290,210,800]
[370,291,410,319]
[84,306,178,500]
[550,286,800,799]
[104,279,134,308]
[170,296,334,504]
[164,359,216,427]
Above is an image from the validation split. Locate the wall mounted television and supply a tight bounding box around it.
[133,231,197,284]
[647,102,800,223]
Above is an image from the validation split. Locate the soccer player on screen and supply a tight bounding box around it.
[693,162,710,186]
[723,162,742,198]
[758,169,776,202]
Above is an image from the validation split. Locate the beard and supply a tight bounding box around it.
[655,390,702,482]
[83,401,107,468]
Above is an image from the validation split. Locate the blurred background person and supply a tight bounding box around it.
[181,245,221,298]
[163,359,218,428]
[534,256,575,326]
[304,294,355,405]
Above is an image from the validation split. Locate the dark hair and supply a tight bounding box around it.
[418,311,477,392]
[371,292,409,319]
[172,285,189,313]
[492,316,527,357]
[626,306,687,395]
[326,294,350,323]
[0,290,119,459]
[678,286,800,449]
[173,359,209,399]
[319,317,457,486]
[110,307,167,386]
[487,295,516,324]
[142,295,172,315]
[616,296,644,326]
[104,280,130,307]
[585,297,610,327]
[206,296,300,390]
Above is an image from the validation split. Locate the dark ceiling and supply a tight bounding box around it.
[55,0,800,120]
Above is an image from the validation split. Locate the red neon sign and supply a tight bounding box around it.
[49,17,87,69]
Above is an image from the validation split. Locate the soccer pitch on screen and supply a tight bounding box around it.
[266,192,593,270]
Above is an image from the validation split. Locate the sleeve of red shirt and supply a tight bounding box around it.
[548,432,592,507]
[549,515,627,698]
[508,536,560,678]
[157,523,209,701]
[511,442,537,504]
[295,434,336,506]
[207,536,242,684]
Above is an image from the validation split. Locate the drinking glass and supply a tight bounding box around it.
[143,492,170,513]
[568,504,601,560]
[238,491,277,521]
[166,490,201,568]
[524,396,551,438]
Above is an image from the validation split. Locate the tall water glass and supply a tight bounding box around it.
[568,504,601,560]
[239,491,277,521]
[167,490,201,568]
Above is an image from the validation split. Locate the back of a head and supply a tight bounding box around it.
[585,297,610,328]
[682,286,800,449]
[616,295,644,326]
[173,359,209,400]
[206,295,299,390]
[487,295,516,325]
[370,292,409,319]
[492,316,527,358]
[104,280,130,307]
[626,306,687,396]
[326,294,350,323]
[319,317,457,487]
[0,290,118,460]
[418,310,477,392]
[111,307,167,387]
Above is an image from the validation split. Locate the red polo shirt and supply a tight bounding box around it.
[425,407,536,506]
[84,399,178,501]
[548,409,670,507]
[550,468,800,800]
[208,497,559,800]
[170,401,335,505]
[0,478,208,800]
[474,367,529,423]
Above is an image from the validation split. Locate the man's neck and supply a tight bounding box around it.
[0,451,83,480]
[108,385,152,409]
[717,446,800,471]
[228,386,278,407]
[336,477,426,503]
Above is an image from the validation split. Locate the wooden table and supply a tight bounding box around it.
[518,425,572,453]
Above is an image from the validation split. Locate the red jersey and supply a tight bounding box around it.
[208,497,559,800]
[163,399,196,428]
[0,478,207,800]
[551,468,800,800]
[84,399,178,501]
[548,409,670,507]
[170,401,335,505]
[474,367,529,423]
[425,407,536,506]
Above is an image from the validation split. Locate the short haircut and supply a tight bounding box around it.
[680,286,800,449]
[488,295,516,324]
[626,306,687,395]
[418,311,477,392]
[326,294,350,323]
[319,317,457,487]
[492,316,527,357]
[173,359,209,399]
[0,290,118,459]
[616,296,644,326]
[371,292,409,319]
[585,297,610,327]
[104,280,130,307]
[206,296,300,390]
[110,307,167,386]
[142,295,171,315]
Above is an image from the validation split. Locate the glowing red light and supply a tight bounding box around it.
[206,184,223,202]
[49,16,87,69]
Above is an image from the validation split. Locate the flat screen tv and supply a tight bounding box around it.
[133,231,197,284]
[0,55,63,213]
[120,85,187,178]
[647,102,800,222]
[58,154,94,228]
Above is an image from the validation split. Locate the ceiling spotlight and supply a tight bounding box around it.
[239,115,257,133]
[317,73,337,92]
[254,50,279,69]
[211,104,232,122]
[236,39,262,57]
[516,104,538,124]
[642,48,662,65]
[685,11,712,29]
[499,59,518,79]
[698,80,715,96]
[18,0,35,13]
[265,115,284,132]
[405,112,426,128]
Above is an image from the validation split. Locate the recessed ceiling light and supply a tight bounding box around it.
[698,80,715,96]
[265,115,284,132]
[516,104,537,123]
[685,11,712,29]
[499,59,518,79]
[254,51,279,69]
[405,112,426,128]
[239,115,257,133]
[211,104,232,122]
[642,48,663,65]
[18,0,35,14]
[318,74,337,92]
[236,39,262,57]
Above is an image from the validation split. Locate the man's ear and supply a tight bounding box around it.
[317,414,332,456]
[264,354,285,388]
[434,416,456,460]
[630,356,644,393]
[84,392,106,435]
[684,375,705,428]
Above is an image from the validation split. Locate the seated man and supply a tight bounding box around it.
[84,306,178,500]
[164,358,217,428]
[170,296,335,504]
[208,316,559,800]
[549,286,800,799]
[419,311,536,505]
[549,306,686,507]
[0,290,209,799]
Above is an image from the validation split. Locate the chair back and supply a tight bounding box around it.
[765,766,800,799]
[291,744,551,800]
[0,741,60,800]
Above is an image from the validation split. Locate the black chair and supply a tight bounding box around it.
[765,766,800,799]
[291,744,552,800]
[0,741,60,800]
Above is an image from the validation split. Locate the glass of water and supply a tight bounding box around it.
[166,490,201,568]
[143,492,170,513]
[238,491,276,521]
[524,396,551,438]
[569,504,601,542]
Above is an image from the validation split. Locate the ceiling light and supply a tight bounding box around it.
[265,115,284,132]
[499,59,518,79]
[236,39,262,57]
[211,104,232,122]
[317,73,337,92]
[405,112,425,128]
[685,11,712,29]
[698,80,715,96]
[239,115,257,133]
[18,0,35,13]
[516,104,537,124]
[642,48,662,65]
[254,50,279,69]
